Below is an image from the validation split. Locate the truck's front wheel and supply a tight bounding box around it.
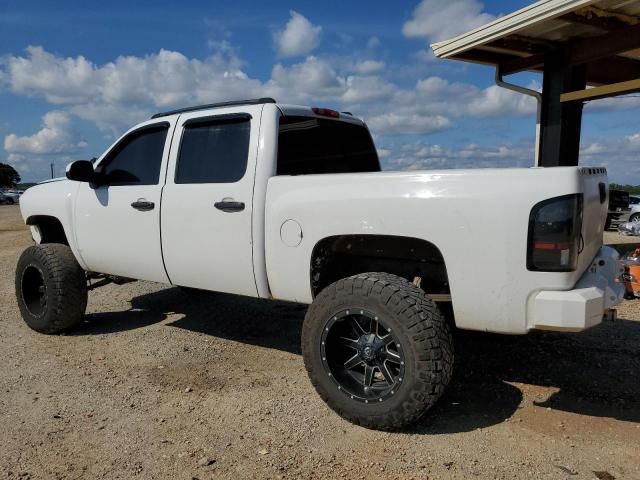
[15,243,88,334]
[302,272,453,430]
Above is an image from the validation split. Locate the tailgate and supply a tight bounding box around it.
[578,167,608,273]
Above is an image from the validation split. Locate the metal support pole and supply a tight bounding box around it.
[495,66,542,166]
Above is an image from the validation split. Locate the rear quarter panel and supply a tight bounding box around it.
[265,167,601,334]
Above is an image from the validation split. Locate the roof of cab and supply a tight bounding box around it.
[151,98,366,126]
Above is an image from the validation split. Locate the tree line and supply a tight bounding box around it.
[610,183,640,195]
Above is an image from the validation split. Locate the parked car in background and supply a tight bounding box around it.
[0,191,19,205]
[629,195,640,223]
[605,189,631,229]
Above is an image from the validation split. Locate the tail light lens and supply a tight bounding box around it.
[527,194,583,272]
[312,107,340,118]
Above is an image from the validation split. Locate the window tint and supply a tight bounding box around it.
[630,196,640,205]
[175,118,250,184]
[101,125,168,186]
[277,116,380,175]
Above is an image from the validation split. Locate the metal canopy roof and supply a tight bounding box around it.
[432,0,640,86]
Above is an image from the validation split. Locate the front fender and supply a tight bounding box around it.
[20,180,86,270]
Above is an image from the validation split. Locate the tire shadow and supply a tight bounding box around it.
[71,309,168,335]
[72,286,640,431]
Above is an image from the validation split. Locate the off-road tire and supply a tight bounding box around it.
[630,213,640,223]
[302,272,454,430]
[15,243,88,334]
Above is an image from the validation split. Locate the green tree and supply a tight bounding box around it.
[609,183,640,195]
[0,163,21,188]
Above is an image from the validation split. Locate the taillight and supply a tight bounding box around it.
[527,194,583,272]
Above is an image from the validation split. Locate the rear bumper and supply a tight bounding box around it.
[531,246,624,332]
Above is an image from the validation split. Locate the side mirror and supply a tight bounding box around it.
[66,160,95,183]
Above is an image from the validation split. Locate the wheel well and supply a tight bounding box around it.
[310,235,450,298]
[26,216,69,245]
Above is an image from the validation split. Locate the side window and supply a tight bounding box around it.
[175,117,250,184]
[101,125,168,186]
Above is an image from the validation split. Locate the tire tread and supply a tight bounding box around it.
[15,243,87,334]
[302,272,454,431]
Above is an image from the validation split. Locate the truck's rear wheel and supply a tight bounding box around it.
[15,243,88,334]
[302,272,453,430]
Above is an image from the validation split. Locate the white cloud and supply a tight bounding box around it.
[353,60,385,75]
[376,128,638,182]
[402,0,496,42]
[1,46,98,104]
[467,84,537,117]
[580,142,605,156]
[626,133,640,148]
[4,111,86,154]
[584,94,640,112]
[367,37,381,49]
[342,75,396,104]
[573,133,640,183]
[269,56,345,102]
[0,47,264,132]
[0,47,541,142]
[274,11,322,58]
[366,113,451,135]
[380,140,534,171]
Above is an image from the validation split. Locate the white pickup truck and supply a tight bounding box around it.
[15,98,624,430]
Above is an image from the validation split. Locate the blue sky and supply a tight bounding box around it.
[1,0,639,183]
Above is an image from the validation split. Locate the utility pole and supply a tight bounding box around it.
[50,162,54,179]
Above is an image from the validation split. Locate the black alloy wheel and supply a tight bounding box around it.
[321,309,404,404]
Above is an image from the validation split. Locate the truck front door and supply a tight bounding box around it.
[74,121,174,283]
[160,106,262,296]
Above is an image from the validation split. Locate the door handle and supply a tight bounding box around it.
[131,199,155,211]
[214,199,245,213]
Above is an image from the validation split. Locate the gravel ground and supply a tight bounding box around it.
[1,204,639,480]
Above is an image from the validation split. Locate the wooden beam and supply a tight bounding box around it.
[453,49,517,66]
[485,35,550,55]
[586,56,640,85]
[501,52,545,75]
[500,23,640,76]
[569,24,640,66]
[560,11,628,32]
[560,78,640,103]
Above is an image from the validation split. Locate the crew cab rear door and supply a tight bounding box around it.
[74,120,175,283]
[160,106,263,296]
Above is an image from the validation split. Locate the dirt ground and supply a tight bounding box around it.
[0,204,639,480]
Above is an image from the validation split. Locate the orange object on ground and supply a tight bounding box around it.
[623,264,640,298]
[622,248,640,298]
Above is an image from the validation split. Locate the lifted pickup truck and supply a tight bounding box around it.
[16,98,624,430]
